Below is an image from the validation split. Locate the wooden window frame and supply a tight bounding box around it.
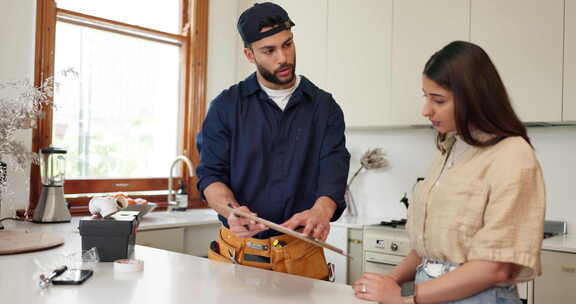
[31,0,209,215]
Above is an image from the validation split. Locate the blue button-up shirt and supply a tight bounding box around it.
[196,73,350,238]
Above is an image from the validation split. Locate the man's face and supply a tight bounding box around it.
[244,29,296,89]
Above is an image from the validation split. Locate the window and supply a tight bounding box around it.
[53,23,180,179]
[32,0,208,215]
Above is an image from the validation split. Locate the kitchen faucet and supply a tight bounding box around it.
[167,155,195,211]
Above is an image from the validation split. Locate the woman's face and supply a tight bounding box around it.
[421,75,456,133]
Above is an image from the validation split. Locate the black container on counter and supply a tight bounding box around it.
[79,211,140,262]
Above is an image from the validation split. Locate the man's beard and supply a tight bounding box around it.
[255,59,296,86]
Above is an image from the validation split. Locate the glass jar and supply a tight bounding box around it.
[39,146,67,186]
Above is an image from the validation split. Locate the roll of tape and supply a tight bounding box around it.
[114,259,144,273]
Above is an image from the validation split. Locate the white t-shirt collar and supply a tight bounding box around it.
[258,75,301,111]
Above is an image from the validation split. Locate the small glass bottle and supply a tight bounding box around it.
[175,181,188,210]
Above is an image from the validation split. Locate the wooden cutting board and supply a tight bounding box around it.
[0,230,64,255]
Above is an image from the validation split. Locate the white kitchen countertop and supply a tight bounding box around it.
[22,208,575,253]
[49,209,220,233]
[139,210,576,255]
[542,234,576,254]
[141,209,385,230]
[0,220,366,304]
[140,209,383,230]
[137,208,220,231]
[331,214,383,229]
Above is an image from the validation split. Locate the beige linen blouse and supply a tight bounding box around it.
[406,134,546,282]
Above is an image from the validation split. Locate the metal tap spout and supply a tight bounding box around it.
[167,155,194,210]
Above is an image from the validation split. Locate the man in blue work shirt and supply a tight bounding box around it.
[196,2,350,280]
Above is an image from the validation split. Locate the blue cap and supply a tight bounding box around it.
[237,2,295,44]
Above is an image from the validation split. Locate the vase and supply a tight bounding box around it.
[0,161,6,230]
[344,186,358,216]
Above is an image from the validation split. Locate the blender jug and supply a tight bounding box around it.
[33,147,71,223]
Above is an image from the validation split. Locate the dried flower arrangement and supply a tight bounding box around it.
[0,77,53,225]
[345,148,388,216]
[0,69,76,224]
[0,78,54,169]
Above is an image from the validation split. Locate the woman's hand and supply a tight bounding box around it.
[352,273,402,304]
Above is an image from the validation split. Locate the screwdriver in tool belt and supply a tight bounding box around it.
[272,240,286,247]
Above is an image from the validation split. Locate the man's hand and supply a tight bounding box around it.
[204,182,267,239]
[227,206,268,239]
[280,197,336,241]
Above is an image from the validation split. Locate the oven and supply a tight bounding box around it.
[365,251,405,273]
[363,225,410,274]
[363,224,531,303]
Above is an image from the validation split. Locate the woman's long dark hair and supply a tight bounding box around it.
[424,41,531,148]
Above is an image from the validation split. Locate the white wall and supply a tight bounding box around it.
[529,126,576,234]
[0,0,37,215]
[345,128,435,221]
[346,126,576,235]
[206,0,241,104]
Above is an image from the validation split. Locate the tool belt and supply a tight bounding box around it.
[208,226,330,280]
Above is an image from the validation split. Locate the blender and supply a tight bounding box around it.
[33,146,71,223]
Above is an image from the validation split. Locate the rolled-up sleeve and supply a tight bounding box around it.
[196,94,232,198]
[467,152,546,281]
[316,99,351,221]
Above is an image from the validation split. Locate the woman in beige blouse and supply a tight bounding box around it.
[353,41,546,304]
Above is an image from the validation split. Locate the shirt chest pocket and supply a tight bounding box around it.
[434,180,489,235]
[455,182,489,234]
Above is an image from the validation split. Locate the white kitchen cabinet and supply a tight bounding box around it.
[389,0,470,125]
[325,225,348,284]
[564,0,576,122]
[347,228,363,284]
[136,227,185,253]
[235,0,328,88]
[268,0,327,88]
[534,250,576,303]
[325,225,364,285]
[470,0,564,122]
[516,280,534,304]
[325,0,393,128]
[136,223,220,256]
[229,0,573,126]
[183,223,220,257]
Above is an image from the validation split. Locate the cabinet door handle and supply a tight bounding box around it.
[349,239,363,244]
[561,266,576,273]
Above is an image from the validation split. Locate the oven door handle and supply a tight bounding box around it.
[366,257,398,266]
[365,252,404,265]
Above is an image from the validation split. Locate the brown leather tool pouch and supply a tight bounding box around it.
[208,227,329,280]
[273,238,330,280]
[207,240,233,263]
